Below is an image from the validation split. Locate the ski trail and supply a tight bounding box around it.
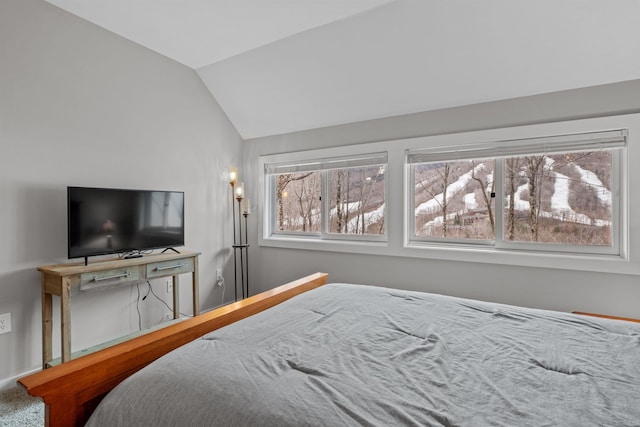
[415,163,486,215]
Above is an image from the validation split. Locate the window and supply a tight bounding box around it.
[413,159,496,242]
[275,172,321,233]
[259,115,637,275]
[265,152,387,241]
[502,150,614,247]
[328,165,386,235]
[407,130,626,255]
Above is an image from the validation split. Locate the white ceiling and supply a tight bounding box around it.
[44,0,640,139]
[43,0,394,68]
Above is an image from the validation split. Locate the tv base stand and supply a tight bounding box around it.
[161,247,180,254]
[123,253,143,259]
[38,250,200,368]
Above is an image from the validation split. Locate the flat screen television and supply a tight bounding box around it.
[67,186,185,260]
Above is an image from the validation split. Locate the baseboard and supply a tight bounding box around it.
[0,368,41,392]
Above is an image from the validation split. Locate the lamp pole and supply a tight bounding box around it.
[236,197,245,298]
[242,198,250,298]
[229,167,238,301]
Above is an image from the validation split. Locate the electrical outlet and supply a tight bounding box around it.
[0,313,11,334]
[166,279,173,293]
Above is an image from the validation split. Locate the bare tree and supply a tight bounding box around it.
[345,171,351,232]
[505,157,520,240]
[335,170,344,233]
[471,161,495,236]
[356,169,375,234]
[292,173,319,231]
[415,163,451,237]
[277,173,312,231]
[526,155,546,241]
[330,169,352,233]
[440,163,451,237]
[333,166,384,235]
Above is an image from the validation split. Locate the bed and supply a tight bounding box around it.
[19,272,640,426]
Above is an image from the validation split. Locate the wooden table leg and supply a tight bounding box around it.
[60,277,71,363]
[192,259,199,316]
[172,275,180,319]
[42,275,52,369]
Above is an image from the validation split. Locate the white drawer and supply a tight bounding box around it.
[80,267,140,291]
[146,257,194,279]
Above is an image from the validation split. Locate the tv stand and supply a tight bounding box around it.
[161,247,180,254]
[38,250,200,368]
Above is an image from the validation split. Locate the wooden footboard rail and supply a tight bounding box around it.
[19,272,328,427]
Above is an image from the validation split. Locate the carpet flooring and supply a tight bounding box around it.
[0,387,43,426]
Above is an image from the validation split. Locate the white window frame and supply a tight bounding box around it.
[258,114,640,275]
[261,149,388,244]
[406,130,625,256]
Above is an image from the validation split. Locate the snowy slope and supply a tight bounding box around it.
[415,163,487,215]
[418,158,610,232]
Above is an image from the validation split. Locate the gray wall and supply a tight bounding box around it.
[2,0,640,390]
[243,80,640,317]
[0,0,242,387]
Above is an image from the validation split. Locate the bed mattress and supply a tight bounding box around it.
[86,283,640,426]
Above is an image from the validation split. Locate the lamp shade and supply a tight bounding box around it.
[242,198,251,215]
[229,167,238,184]
[235,182,245,200]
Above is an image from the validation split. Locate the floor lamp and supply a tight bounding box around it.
[229,168,249,300]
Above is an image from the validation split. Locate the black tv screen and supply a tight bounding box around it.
[67,187,185,259]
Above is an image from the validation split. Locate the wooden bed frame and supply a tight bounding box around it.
[18,272,329,427]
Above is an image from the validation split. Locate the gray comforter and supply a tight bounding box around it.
[86,283,640,426]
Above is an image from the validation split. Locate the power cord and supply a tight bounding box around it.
[141,284,151,301]
[118,249,154,259]
[136,281,190,331]
[145,281,190,318]
[136,283,142,331]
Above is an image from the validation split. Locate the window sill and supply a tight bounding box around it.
[260,235,389,256]
[259,234,635,276]
[403,241,630,275]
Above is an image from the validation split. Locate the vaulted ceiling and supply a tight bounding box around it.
[44,0,640,139]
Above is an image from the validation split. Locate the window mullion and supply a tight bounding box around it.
[494,157,505,247]
[321,170,329,238]
[268,175,276,237]
[406,163,417,243]
[611,149,623,257]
